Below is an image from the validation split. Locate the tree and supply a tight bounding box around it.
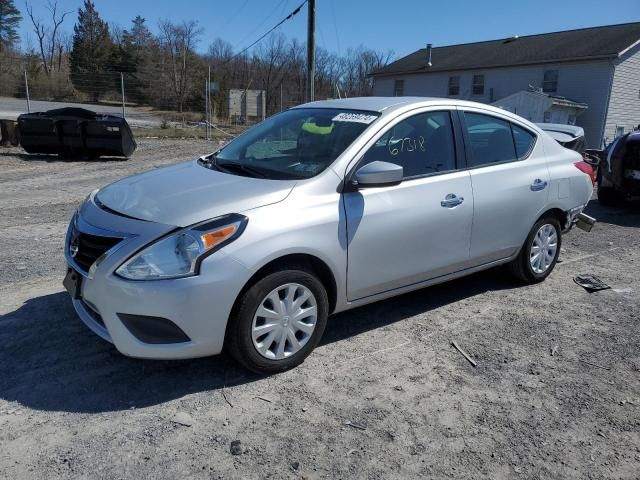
[124,16,153,48]
[117,16,156,104]
[0,0,21,53]
[158,19,203,112]
[69,0,114,101]
[25,1,71,75]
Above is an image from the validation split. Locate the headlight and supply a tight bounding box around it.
[115,214,247,280]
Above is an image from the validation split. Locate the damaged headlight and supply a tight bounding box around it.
[115,214,247,280]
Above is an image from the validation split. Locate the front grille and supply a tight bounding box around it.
[70,228,122,273]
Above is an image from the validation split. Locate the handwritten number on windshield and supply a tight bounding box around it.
[388,136,426,156]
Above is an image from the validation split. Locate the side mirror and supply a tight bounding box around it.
[353,161,403,188]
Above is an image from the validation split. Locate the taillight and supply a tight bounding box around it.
[574,160,595,186]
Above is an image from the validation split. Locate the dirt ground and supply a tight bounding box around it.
[0,140,639,479]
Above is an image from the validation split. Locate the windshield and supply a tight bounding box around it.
[203,108,379,180]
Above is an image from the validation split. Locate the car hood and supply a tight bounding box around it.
[96,160,296,227]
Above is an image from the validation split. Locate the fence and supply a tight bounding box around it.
[0,66,306,140]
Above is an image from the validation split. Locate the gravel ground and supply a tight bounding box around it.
[0,141,639,479]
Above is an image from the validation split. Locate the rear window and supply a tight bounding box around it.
[463,112,536,167]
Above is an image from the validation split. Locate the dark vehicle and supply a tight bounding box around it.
[594,130,640,205]
[18,107,136,159]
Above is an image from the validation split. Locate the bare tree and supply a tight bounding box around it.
[158,19,203,112]
[25,0,70,75]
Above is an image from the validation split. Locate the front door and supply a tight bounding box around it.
[343,109,474,301]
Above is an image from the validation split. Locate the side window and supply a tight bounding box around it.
[472,74,485,95]
[543,70,558,93]
[360,111,456,178]
[393,79,404,96]
[463,112,517,166]
[448,76,460,96]
[511,124,536,158]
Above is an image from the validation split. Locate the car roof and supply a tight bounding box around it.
[292,96,544,135]
[293,96,508,114]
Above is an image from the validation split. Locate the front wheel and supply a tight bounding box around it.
[508,216,562,284]
[226,268,329,374]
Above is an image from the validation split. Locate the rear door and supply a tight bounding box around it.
[459,108,549,264]
[343,108,474,300]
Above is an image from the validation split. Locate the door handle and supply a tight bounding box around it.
[530,179,548,191]
[441,193,464,208]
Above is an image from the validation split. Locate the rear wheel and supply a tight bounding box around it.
[508,216,561,284]
[226,268,329,374]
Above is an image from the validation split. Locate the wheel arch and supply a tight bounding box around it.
[537,207,567,228]
[232,253,339,317]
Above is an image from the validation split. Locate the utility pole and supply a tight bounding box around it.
[24,71,31,113]
[120,73,126,119]
[205,80,209,140]
[306,0,315,102]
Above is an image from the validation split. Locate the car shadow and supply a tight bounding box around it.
[585,200,640,228]
[0,268,515,414]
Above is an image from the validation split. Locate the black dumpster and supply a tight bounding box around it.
[18,107,136,158]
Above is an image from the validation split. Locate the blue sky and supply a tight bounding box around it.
[17,0,640,59]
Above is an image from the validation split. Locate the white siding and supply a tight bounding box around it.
[372,60,614,148]
[604,43,640,144]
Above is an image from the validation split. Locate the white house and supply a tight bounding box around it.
[370,22,640,148]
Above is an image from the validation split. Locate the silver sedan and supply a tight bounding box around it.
[64,97,594,373]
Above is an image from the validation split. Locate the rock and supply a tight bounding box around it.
[230,440,242,455]
[170,412,194,427]
[291,461,300,470]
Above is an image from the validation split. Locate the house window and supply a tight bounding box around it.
[543,111,552,123]
[448,76,460,96]
[393,79,404,96]
[472,74,485,95]
[543,70,559,93]
[615,126,625,138]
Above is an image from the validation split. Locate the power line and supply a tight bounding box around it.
[234,0,288,49]
[221,0,308,65]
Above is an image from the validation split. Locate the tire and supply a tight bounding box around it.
[597,184,622,207]
[226,267,329,374]
[508,216,562,284]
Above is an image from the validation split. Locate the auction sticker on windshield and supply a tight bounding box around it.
[332,112,378,124]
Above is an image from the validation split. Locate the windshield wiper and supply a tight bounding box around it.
[216,160,267,178]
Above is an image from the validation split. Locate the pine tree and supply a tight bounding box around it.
[117,16,155,103]
[123,16,153,49]
[69,0,114,101]
[0,0,21,53]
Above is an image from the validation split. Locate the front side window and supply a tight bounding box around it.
[208,108,379,179]
[472,74,485,95]
[463,112,536,167]
[543,70,558,93]
[360,110,456,178]
[393,79,404,96]
[448,76,460,96]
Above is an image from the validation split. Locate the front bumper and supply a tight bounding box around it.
[65,195,252,359]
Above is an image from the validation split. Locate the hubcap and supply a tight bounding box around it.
[530,223,558,274]
[251,283,318,360]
